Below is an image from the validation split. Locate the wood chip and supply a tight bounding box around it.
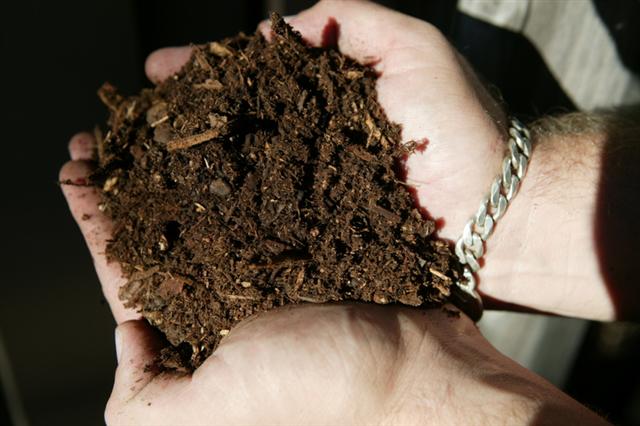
[158,277,186,298]
[295,268,305,288]
[429,268,451,281]
[125,100,137,120]
[297,90,308,112]
[296,295,325,303]
[149,115,169,128]
[364,113,383,146]
[225,294,256,300]
[209,179,231,197]
[166,129,221,151]
[194,79,223,91]
[209,41,232,57]
[146,99,168,124]
[346,70,364,80]
[192,46,213,73]
[128,266,161,281]
[373,292,389,304]
[153,123,175,144]
[208,113,228,129]
[103,176,118,192]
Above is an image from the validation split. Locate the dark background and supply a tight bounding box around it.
[1,1,639,425]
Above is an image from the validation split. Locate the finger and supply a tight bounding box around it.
[257,14,295,42]
[259,0,461,143]
[106,320,188,425]
[280,0,504,240]
[257,18,273,42]
[145,46,192,84]
[111,320,164,400]
[266,0,436,65]
[59,160,139,323]
[68,132,96,161]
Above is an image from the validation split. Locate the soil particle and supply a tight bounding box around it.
[93,14,461,372]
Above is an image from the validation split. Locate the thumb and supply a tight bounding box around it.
[106,321,192,425]
[111,320,164,401]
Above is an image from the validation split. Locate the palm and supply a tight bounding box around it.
[118,304,421,425]
[107,303,502,425]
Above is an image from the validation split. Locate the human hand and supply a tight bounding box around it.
[58,142,604,424]
[106,304,605,425]
[61,0,511,324]
[59,0,612,424]
[249,0,634,321]
[67,0,619,322]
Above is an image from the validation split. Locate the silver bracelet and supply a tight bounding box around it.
[451,118,532,320]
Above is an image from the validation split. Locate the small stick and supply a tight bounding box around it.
[149,115,169,128]
[194,79,223,91]
[166,129,221,151]
[296,295,326,303]
[429,268,451,281]
[224,294,256,301]
[209,41,232,57]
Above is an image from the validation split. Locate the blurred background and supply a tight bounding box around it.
[2,0,639,425]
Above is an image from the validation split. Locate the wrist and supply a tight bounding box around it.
[478,124,614,318]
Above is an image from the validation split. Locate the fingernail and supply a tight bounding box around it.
[115,328,123,363]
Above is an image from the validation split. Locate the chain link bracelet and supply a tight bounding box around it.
[450,118,532,321]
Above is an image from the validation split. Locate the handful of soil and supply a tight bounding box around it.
[93,14,461,372]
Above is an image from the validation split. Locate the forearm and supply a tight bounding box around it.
[480,112,640,320]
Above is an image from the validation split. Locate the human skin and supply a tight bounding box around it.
[59,0,618,424]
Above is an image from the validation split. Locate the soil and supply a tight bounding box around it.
[92,14,461,372]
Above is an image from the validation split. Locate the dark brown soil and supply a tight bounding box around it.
[92,14,461,372]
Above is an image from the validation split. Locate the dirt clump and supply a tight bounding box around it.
[93,14,461,372]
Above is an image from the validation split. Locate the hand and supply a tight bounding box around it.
[105,305,601,425]
[60,1,608,424]
[61,1,510,324]
[247,1,637,321]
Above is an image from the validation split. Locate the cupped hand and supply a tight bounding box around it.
[61,0,510,325]
[105,304,603,425]
[60,1,608,425]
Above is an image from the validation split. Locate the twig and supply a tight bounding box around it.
[166,129,221,151]
[296,295,326,303]
[224,294,257,301]
[429,268,451,281]
[209,41,232,57]
[149,115,169,128]
[194,79,223,91]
